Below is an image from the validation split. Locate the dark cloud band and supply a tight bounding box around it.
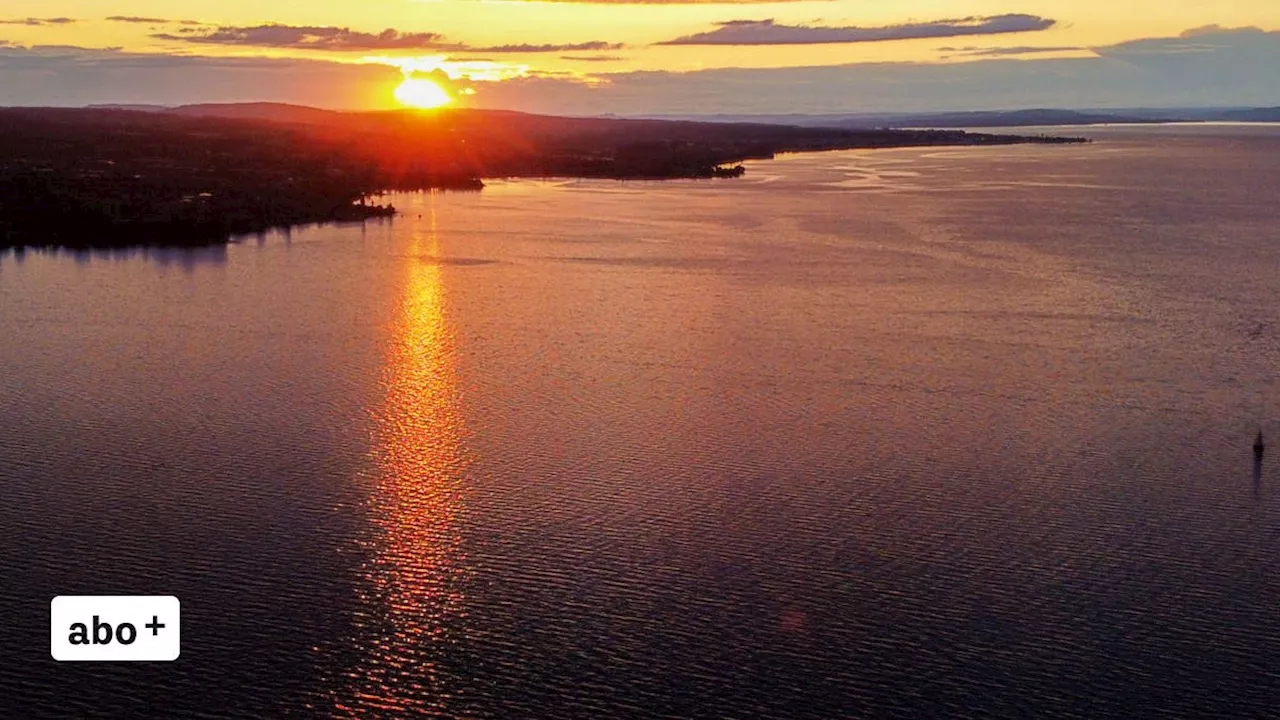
[0,17,77,26]
[660,14,1055,46]
[560,54,625,62]
[106,16,173,24]
[477,41,622,52]
[154,23,621,53]
[153,25,448,51]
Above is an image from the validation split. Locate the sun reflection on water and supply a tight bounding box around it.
[335,200,470,716]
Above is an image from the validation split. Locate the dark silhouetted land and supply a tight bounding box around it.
[0,105,1086,249]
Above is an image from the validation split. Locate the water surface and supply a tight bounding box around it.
[2,126,1279,718]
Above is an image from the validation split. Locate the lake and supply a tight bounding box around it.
[2,125,1279,718]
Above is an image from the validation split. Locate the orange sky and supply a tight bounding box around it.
[2,1,1279,112]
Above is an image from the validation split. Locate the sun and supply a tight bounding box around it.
[394,78,452,109]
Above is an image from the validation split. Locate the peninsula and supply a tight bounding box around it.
[0,104,1086,249]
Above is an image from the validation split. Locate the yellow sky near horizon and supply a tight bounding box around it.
[2,0,1279,108]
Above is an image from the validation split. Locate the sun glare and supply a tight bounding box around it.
[394,78,452,110]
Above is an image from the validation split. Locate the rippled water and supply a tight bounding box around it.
[2,125,1279,718]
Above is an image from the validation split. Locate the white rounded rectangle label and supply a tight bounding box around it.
[50,596,181,661]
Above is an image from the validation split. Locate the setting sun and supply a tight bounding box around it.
[394,78,452,110]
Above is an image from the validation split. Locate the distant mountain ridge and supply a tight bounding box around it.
[86,104,170,112]
[634,106,1280,129]
[72,102,1280,130]
[166,102,349,124]
[1220,107,1280,122]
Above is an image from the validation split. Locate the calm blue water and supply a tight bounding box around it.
[2,126,1279,718]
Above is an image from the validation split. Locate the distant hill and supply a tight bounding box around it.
[86,104,170,112]
[870,109,1161,128]
[154,102,1053,145]
[84,103,1280,130]
[1220,107,1280,122]
[637,106,1280,129]
[86,103,1280,131]
[167,102,349,125]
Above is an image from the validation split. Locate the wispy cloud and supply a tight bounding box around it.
[660,14,1055,46]
[153,25,448,51]
[940,45,1084,57]
[0,17,77,26]
[561,54,625,62]
[154,23,622,53]
[106,16,173,24]
[475,41,622,52]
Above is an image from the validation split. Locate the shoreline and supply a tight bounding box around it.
[0,107,1086,251]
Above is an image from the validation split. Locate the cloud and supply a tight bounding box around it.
[474,41,623,52]
[153,24,448,51]
[1097,24,1273,56]
[3,26,1279,115]
[940,45,1084,57]
[0,44,401,108]
[660,14,1055,46]
[1181,25,1262,38]
[0,17,77,26]
[1074,25,1280,99]
[407,68,471,95]
[154,23,622,53]
[475,26,1280,114]
[561,54,625,62]
[106,16,172,24]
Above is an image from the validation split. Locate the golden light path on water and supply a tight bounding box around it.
[336,200,470,717]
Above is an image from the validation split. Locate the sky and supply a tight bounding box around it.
[0,0,1278,114]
